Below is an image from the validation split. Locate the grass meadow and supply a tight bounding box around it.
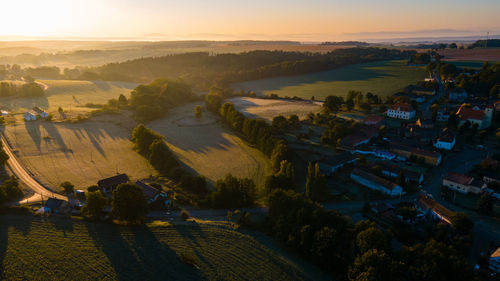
[233,60,427,100]
[2,115,156,191]
[228,97,322,121]
[0,79,137,113]
[148,102,272,188]
[0,215,327,281]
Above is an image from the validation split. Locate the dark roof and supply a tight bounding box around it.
[376,162,423,182]
[322,152,357,166]
[45,198,64,210]
[98,174,129,190]
[484,171,500,181]
[351,168,399,190]
[444,172,472,185]
[470,179,485,188]
[135,180,160,200]
[32,107,46,114]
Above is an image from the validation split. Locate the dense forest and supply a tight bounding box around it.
[455,62,500,97]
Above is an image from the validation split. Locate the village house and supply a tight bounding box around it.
[456,104,494,129]
[490,247,500,274]
[24,111,37,121]
[43,198,69,214]
[32,107,48,118]
[387,103,416,120]
[442,172,486,194]
[433,128,455,151]
[24,107,49,121]
[447,88,468,102]
[135,180,165,204]
[350,168,404,197]
[339,125,378,150]
[390,142,442,166]
[416,195,453,224]
[318,152,357,176]
[416,117,434,129]
[98,173,130,193]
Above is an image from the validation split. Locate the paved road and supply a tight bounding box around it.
[1,136,67,204]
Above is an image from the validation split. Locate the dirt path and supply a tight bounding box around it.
[1,135,67,204]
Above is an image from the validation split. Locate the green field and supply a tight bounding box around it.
[149,102,272,188]
[233,60,426,100]
[0,215,326,281]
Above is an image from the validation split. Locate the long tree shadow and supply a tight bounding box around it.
[24,121,42,151]
[0,216,8,279]
[39,121,70,157]
[86,221,203,281]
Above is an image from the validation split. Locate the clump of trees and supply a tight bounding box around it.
[0,176,23,205]
[456,62,500,98]
[305,162,327,202]
[0,81,44,97]
[207,174,256,209]
[264,160,295,192]
[81,190,107,220]
[128,79,197,121]
[111,183,148,222]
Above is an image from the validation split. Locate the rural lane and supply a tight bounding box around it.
[1,136,67,204]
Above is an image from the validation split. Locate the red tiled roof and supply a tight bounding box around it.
[444,172,472,185]
[456,106,484,121]
[390,103,414,112]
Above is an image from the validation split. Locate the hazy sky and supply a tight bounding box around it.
[1,0,499,41]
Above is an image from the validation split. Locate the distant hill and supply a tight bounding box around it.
[471,39,500,48]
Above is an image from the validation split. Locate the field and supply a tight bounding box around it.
[0,79,137,114]
[148,102,271,188]
[228,97,322,121]
[233,60,427,100]
[0,215,327,281]
[439,48,500,62]
[2,115,156,191]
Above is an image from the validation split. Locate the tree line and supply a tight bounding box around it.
[0,81,44,97]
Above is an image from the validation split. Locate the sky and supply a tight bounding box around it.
[0,0,499,41]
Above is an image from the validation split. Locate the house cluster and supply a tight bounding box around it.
[24,107,48,121]
[456,103,494,129]
[390,142,442,166]
[442,172,486,195]
[41,173,171,214]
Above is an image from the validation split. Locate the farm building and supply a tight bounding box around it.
[390,142,442,166]
[417,195,453,224]
[490,247,500,273]
[32,107,48,118]
[433,128,455,151]
[24,111,37,121]
[387,103,416,120]
[135,180,164,204]
[447,89,468,102]
[43,198,69,214]
[350,168,404,197]
[98,174,130,193]
[317,152,357,176]
[456,104,493,129]
[443,172,485,194]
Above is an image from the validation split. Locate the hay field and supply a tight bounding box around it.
[148,102,271,187]
[228,97,322,121]
[0,215,327,281]
[0,79,137,113]
[439,48,500,62]
[233,60,426,100]
[2,116,156,190]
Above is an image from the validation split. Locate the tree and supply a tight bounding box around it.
[118,94,128,107]
[208,174,256,209]
[0,145,9,165]
[324,95,343,114]
[81,191,107,220]
[112,183,148,222]
[450,212,474,235]
[305,162,327,201]
[346,99,354,111]
[194,105,202,119]
[271,115,288,133]
[60,181,74,194]
[396,171,406,188]
[477,193,494,215]
[356,227,390,254]
[348,249,403,281]
[1,176,23,201]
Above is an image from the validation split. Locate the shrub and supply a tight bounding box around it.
[111,183,148,223]
[180,209,190,221]
[60,181,75,193]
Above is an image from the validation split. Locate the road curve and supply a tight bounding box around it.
[1,136,67,204]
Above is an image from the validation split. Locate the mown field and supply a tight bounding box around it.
[228,97,322,121]
[148,102,272,188]
[233,60,426,100]
[0,215,327,281]
[0,79,137,113]
[2,115,156,191]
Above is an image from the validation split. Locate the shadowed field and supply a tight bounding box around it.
[148,102,271,188]
[2,116,156,191]
[0,215,328,281]
[228,97,322,121]
[233,60,426,100]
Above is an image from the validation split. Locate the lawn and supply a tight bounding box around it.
[0,215,327,281]
[232,60,427,100]
[0,79,138,113]
[2,115,157,191]
[228,97,322,121]
[148,102,272,188]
